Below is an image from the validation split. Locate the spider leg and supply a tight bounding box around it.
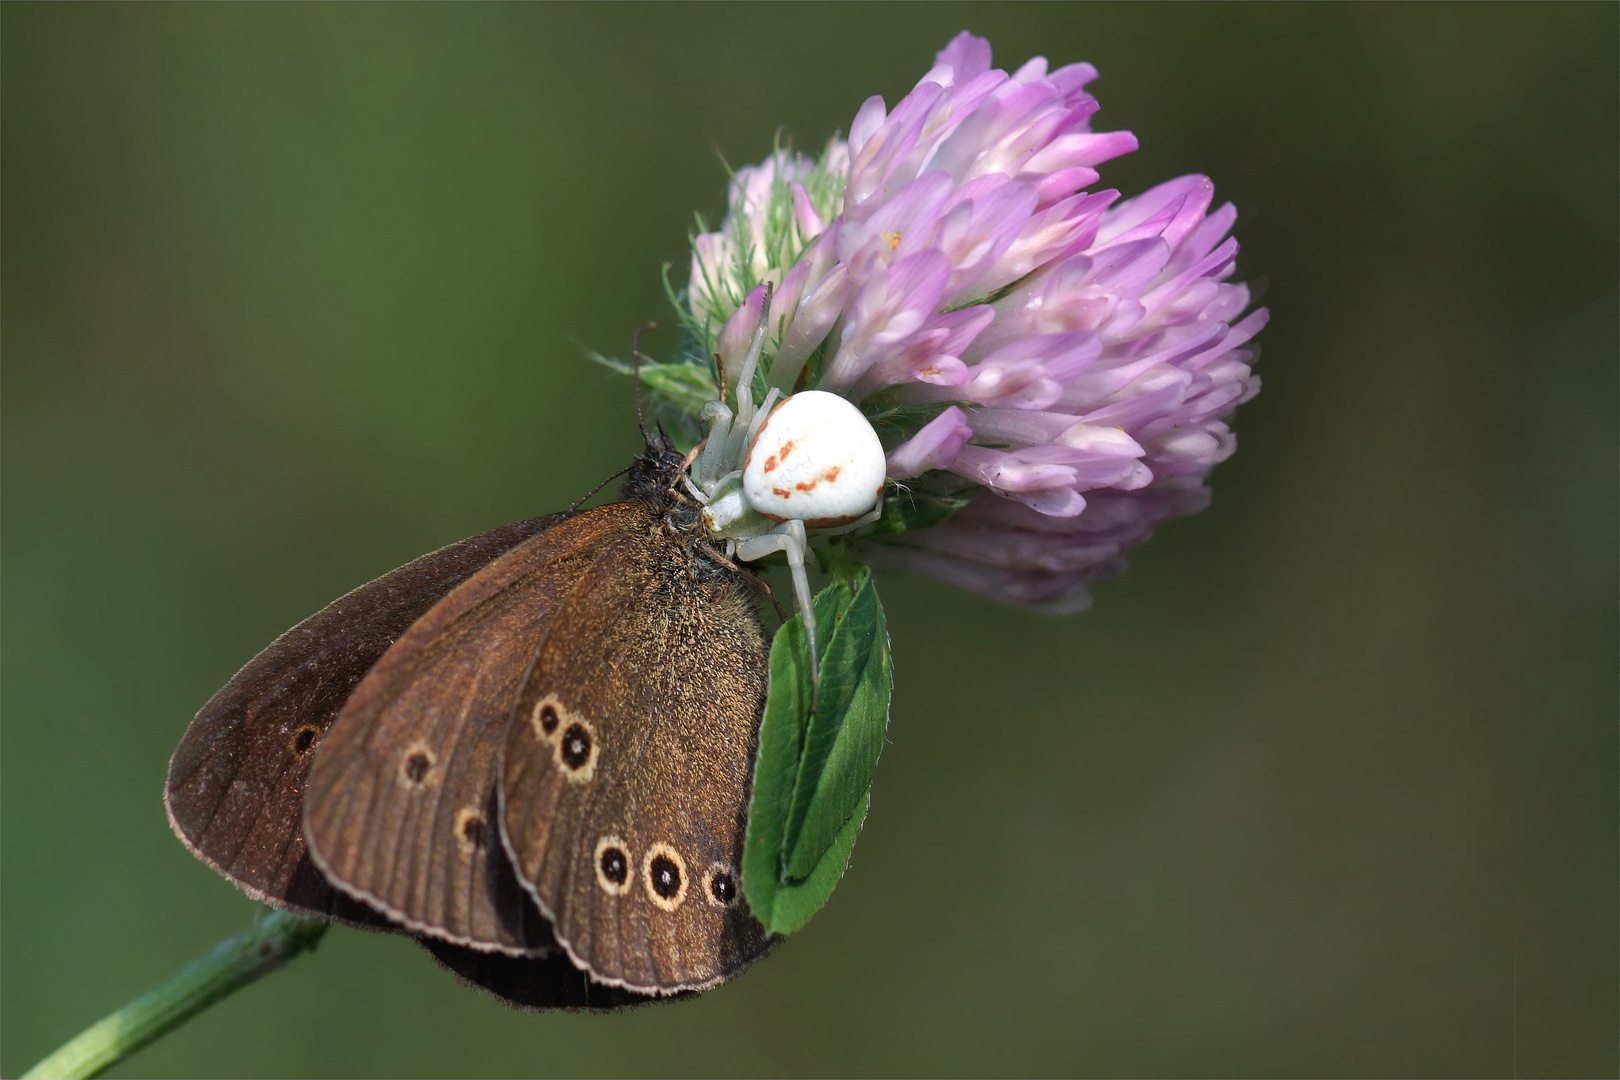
[736,521,817,691]
[666,437,707,494]
[695,540,788,622]
[679,472,710,505]
[683,534,701,580]
[814,506,883,537]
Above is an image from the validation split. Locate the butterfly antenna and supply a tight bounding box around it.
[630,321,657,448]
[568,464,634,513]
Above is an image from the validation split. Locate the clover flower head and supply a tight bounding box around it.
[637,31,1266,614]
[687,141,848,349]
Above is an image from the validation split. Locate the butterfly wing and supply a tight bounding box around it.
[415,936,664,1012]
[164,514,564,924]
[500,508,775,994]
[303,506,644,955]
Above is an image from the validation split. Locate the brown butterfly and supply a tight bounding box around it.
[166,436,776,1007]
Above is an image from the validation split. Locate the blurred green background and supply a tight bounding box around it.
[4,4,1615,1076]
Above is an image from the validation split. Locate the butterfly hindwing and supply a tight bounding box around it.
[415,935,663,1013]
[500,503,775,993]
[164,514,564,925]
[303,507,644,955]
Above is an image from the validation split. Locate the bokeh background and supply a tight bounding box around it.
[4,4,1615,1076]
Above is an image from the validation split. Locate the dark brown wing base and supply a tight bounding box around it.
[417,937,672,1012]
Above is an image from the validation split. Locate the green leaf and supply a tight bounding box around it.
[743,569,892,935]
[782,573,885,878]
[765,793,869,936]
[741,617,811,930]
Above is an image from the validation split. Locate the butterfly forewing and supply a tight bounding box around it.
[500,504,774,994]
[164,514,564,924]
[302,508,648,955]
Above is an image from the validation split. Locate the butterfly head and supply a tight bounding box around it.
[621,430,692,517]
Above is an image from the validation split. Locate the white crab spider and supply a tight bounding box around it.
[680,295,887,681]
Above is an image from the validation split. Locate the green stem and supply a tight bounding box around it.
[23,909,329,1080]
